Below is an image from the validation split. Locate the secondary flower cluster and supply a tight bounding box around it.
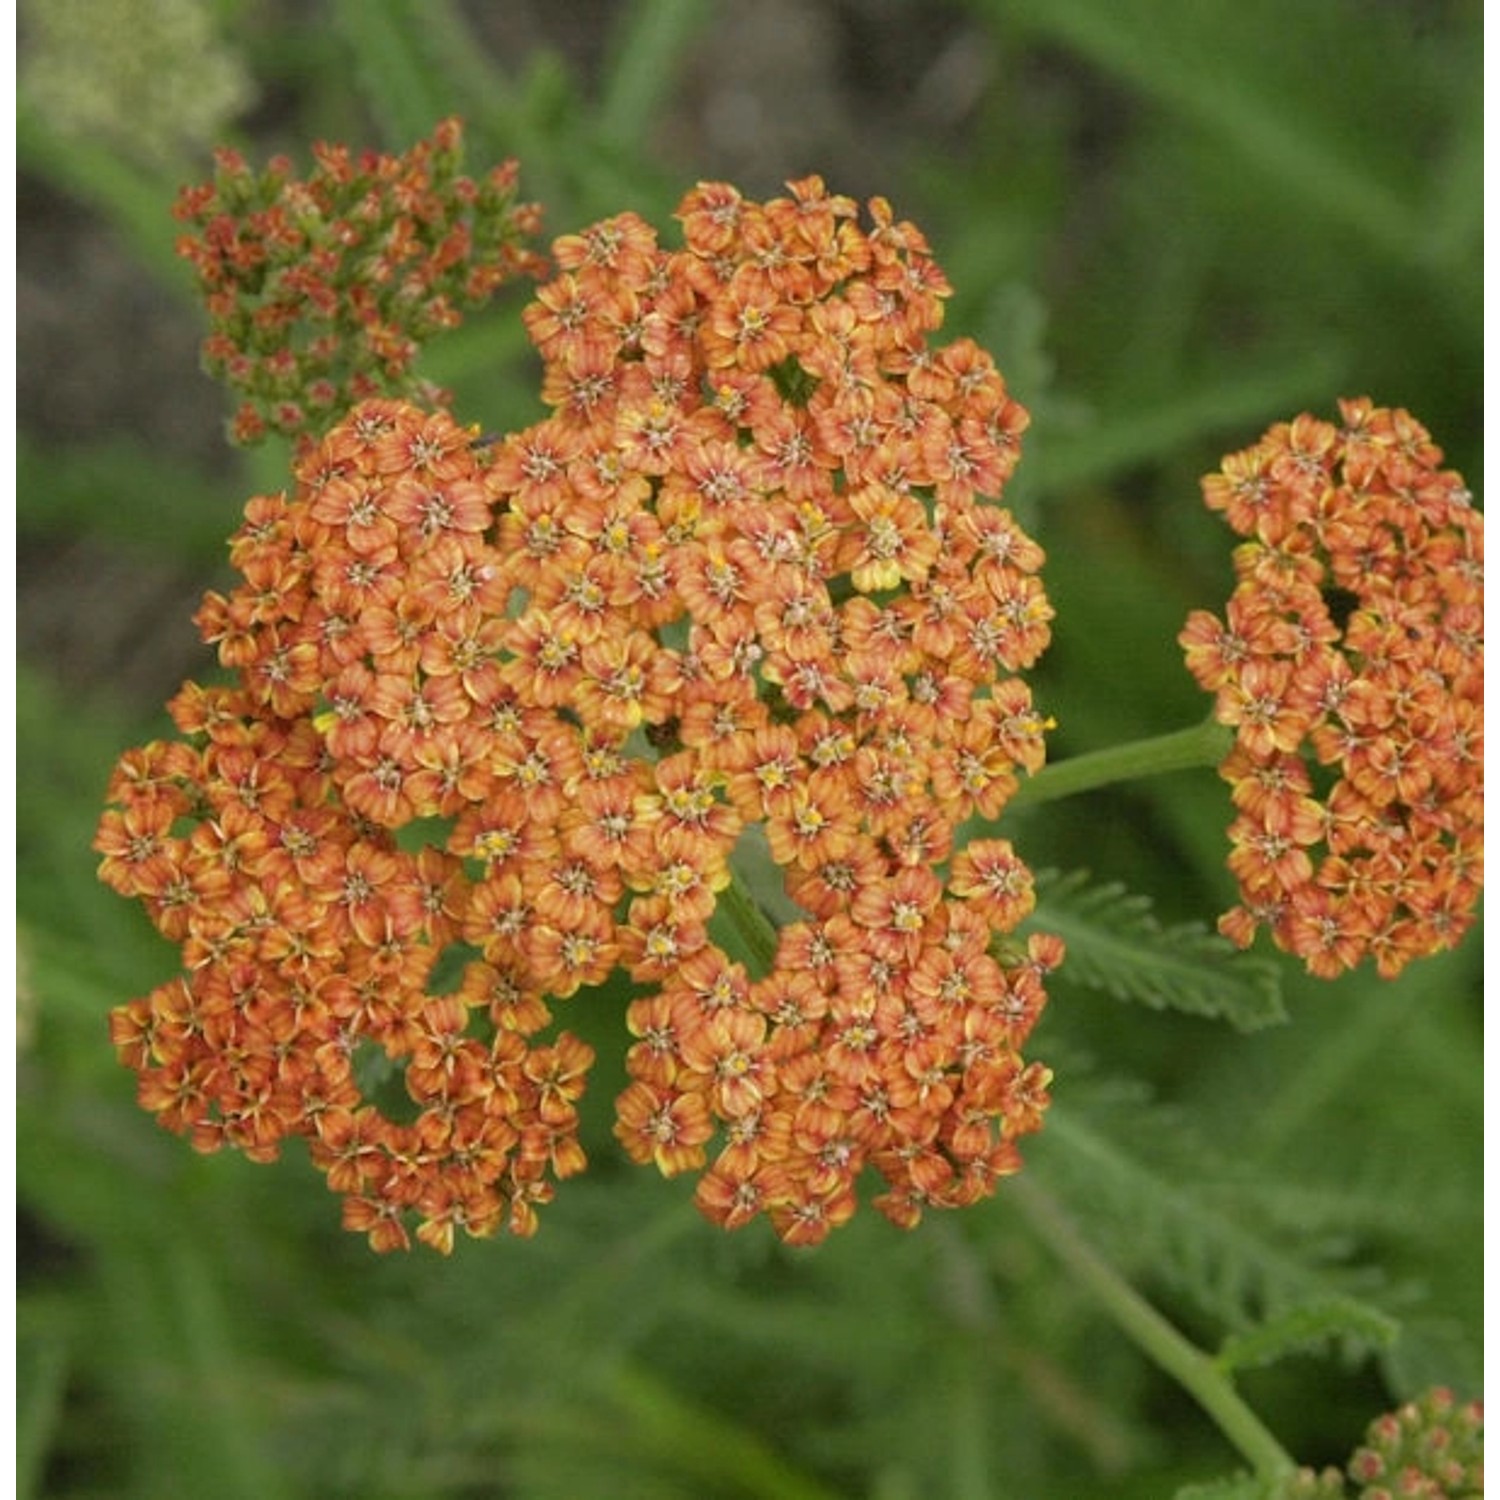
[173,118,545,448]
[1181,400,1483,978]
[1277,1386,1483,1500]
[97,178,1060,1251]
[1345,1386,1483,1500]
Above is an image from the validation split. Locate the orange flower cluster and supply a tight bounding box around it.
[174,118,545,448]
[1181,399,1482,978]
[97,177,1060,1251]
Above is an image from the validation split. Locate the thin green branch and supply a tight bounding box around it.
[716,873,781,978]
[1010,715,1232,811]
[1034,348,1346,495]
[1008,1175,1296,1483]
[598,0,713,147]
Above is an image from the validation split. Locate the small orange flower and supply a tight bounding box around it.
[948,840,1036,931]
[614,1080,715,1176]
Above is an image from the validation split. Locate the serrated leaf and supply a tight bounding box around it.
[1198,1174,1476,1248]
[1029,868,1286,1030]
[1037,1102,1392,1336]
[1216,1296,1399,1373]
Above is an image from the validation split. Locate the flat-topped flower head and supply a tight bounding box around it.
[1180,400,1482,978]
[98,177,1060,1252]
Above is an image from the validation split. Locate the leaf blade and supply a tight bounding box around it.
[1029,869,1286,1031]
[1216,1296,1399,1375]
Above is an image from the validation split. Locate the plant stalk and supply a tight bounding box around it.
[1010,714,1233,811]
[1009,1175,1296,1483]
[716,871,781,976]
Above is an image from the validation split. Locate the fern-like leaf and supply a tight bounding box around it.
[1035,1097,1395,1339]
[1216,1296,1399,1373]
[1196,1174,1477,1248]
[1028,868,1286,1031]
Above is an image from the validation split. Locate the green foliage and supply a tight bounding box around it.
[17,1,1481,1497]
[1173,1476,1271,1500]
[17,432,235,563]
[1216,1299,1400,1376]
[1033,1096,1398,1344]
[16,1296,72,1500]
[977,0,1458,267]
[328,0,696,227]
[1030,868,1286,1030]
[1176,1474,1347,1500]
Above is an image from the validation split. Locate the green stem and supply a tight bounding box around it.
[1009,1175,1296,1483]
[717,874,781,977]
[1010,714,1233,811]
[598,0,714,147]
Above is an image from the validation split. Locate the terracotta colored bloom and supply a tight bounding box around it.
[97,172,1061,1252]
[1181,400,1482,977]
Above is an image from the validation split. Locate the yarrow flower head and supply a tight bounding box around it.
[173,119,546,449]
[97,176,1061,1253]
[1180,400,1482,978]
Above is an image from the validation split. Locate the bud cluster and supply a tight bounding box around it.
[173,117,545,447]
[1346,1386,1483,1499]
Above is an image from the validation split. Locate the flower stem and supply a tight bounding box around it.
[1009,714,1233,811]
[1008,1175,1296,1483]
[717,871,781,977]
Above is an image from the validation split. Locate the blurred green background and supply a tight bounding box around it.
[17,2,1482,1497]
